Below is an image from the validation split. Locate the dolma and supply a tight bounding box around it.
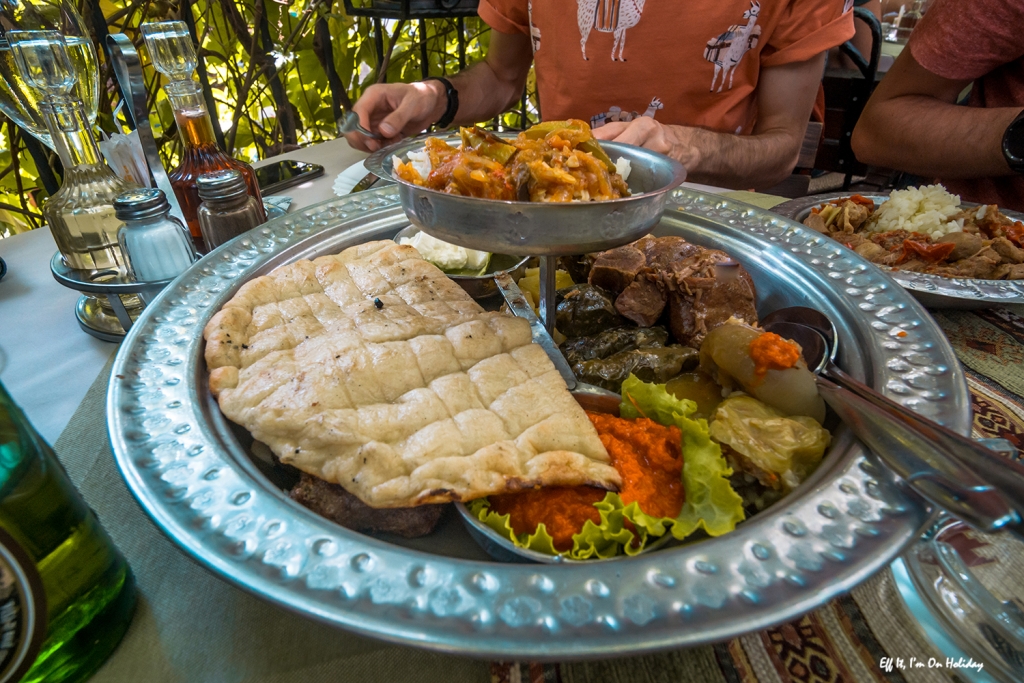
[561,326,669,366]
[556,284,626,338]
[574,346,698,392]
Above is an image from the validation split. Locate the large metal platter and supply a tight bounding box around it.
[107,186,966,660]
[364,136,686,256]
[772,192,1024,309]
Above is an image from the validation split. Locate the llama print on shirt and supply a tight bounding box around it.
[590,97,663,129]
[578,0,648,62]
[703,1,762,92]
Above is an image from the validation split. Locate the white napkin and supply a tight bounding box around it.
[99,130,151,188]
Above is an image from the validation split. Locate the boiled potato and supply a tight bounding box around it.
[699,322,826,424]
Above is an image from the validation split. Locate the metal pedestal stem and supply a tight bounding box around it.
[538,255,557,334]
[50,252,173,342]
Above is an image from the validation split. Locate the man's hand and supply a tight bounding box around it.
[343,31,533,152]
[593,118,702,173]
[344,81,447,152]
[592,53,825,189]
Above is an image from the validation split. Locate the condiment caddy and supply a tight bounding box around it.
[11,21,268,341]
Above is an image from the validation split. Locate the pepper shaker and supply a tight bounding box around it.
[115,188,197,303]
[196,169,266,250]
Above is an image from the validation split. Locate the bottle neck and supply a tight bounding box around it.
[165,81,218,151]
[45,97,103,170]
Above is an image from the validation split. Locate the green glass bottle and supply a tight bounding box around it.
[0,382,135,683]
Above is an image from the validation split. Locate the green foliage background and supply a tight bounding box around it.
[0,0,537,237]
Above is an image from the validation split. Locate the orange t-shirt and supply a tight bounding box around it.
[478,0,855,135]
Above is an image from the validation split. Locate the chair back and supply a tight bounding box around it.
[813,8,883,189]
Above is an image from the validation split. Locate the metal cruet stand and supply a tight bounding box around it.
[45,31,190,341]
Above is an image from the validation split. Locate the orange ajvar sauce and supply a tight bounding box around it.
[488,412,685,551]
[749,332,801,378]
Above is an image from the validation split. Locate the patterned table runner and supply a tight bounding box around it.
[492,307,1024,683]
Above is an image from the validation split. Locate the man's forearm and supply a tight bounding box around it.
[425,31,532,128]
[443,62,525,126]
[853,96,1020,178]
[671,125,803,190]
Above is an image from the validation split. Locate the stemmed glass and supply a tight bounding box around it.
[0,0,99,148]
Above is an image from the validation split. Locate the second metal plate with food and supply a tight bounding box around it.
[772,192,1024,309]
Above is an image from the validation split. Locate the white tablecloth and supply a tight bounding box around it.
[0,138,367,443]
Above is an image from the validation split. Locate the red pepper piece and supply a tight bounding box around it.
[900,240,956,264]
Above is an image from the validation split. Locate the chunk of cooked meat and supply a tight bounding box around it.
[991,237,1024,264]
[635,235,702,269]
[971,204,1015,238]
[841,201,872,231]
[839,232,869,250]
[588,245,647,292]
[854,241,889,262]
[614,273,667,327]
[994,263,1024,280]
[664,250,757,348]
[290,474,447,538]
[871,230,913,251]
[926,246,1003,279]
[804,212,828,233]
[936,231,984,261]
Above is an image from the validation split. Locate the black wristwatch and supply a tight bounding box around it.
[1003,109,1024,174]
[425,77,459,129]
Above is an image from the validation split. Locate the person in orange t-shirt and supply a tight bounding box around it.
[345,0,855,189]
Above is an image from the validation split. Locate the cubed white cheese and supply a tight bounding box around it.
[400,232,491,273]
[615,157,632,182]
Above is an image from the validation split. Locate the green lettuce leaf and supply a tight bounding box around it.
[470,493,648,560]
[469,375,746,559]
[620,375,746,539]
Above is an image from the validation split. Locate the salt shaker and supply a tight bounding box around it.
[115,188,197,302]
[196,169,265,250]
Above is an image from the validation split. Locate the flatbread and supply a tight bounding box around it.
[204,240,620,508]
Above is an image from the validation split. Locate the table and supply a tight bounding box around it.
[0,137,367,443]
[879,40,905,73]
[1,138,1020,683]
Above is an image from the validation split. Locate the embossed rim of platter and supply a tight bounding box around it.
[771,192,1024,305]
[107,186,966,659]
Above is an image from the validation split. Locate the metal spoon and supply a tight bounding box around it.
[764,311,1024,537]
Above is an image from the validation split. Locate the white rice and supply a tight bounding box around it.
[867,185,964,240]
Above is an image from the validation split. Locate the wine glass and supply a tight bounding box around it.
[0,0,99,148]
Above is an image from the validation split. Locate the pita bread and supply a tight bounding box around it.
[204,240,620,508]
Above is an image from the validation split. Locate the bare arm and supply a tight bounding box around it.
[851,47,1021,178]
[593,53,826,189]
[829,0,881,71]
[445,31,533,126]
[345,31,533,152]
